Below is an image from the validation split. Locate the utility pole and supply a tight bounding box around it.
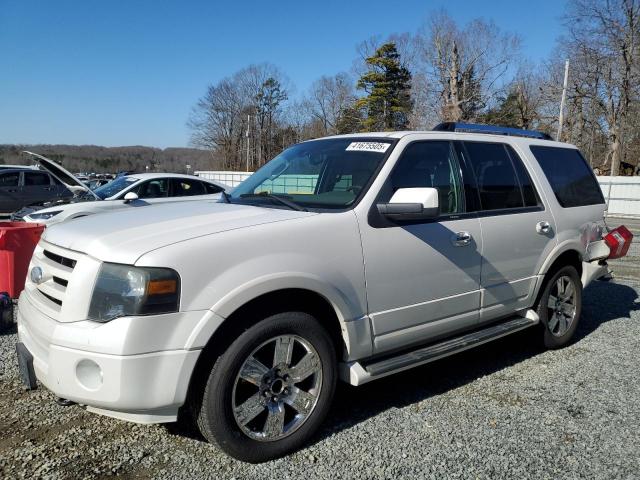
[557,59,570,141]
[246,114,251,172]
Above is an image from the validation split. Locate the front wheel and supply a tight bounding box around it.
[536,265,582,349]
[193,312,337,463]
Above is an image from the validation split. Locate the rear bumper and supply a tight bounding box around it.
[581,260,609,288]
[17,292,202,423]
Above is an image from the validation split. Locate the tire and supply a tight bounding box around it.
[536,265,582,349]
[0,295,13,333]
[193,311,337,463]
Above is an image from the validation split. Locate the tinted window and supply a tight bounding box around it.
[530,146,604,208]
[204,182,223,194]
[385,141,464,214]
[172,178,205,197]
[505,146,540,207]
[464,142,523,211]
[136,179,169,199]
[0,172,19,187]
[24,172,50,186]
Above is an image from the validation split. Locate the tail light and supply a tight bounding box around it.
[604,225,633,259]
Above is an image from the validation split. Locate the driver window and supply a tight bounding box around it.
[135,179,169,199]
[385,141,464,215]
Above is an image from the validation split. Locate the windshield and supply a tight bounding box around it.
[230,138,394,209]
[93,176,138,199]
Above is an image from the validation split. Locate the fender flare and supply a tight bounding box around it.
[184,272,370,356]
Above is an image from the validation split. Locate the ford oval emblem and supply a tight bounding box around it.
[30,266,44,285]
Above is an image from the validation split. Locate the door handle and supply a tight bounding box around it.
[536,221,551,234]
[452,231,472,247]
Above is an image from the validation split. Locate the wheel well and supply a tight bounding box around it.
[535,249,583,305]
[184,289,344,412]
[546,250,582,278]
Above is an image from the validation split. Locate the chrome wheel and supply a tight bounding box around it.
[232,335,323,442]
[546,275,577,337]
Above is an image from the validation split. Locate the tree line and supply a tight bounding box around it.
[189,1,640,176]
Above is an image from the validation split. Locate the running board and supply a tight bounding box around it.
[340,310,539,386]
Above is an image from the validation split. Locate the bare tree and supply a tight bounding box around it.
[563,0,640,174]
[302,73,356,136]
[188,63,291,170]
[418,11,521,123]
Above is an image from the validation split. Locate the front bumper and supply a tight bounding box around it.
[16,291,204,424]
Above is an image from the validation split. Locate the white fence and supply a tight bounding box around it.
[195,171,252,188]
[598,176,640,218]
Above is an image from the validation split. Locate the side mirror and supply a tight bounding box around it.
[123,192,139,203]
[377,187,439,221]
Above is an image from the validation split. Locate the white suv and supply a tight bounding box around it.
[16,124,625,462]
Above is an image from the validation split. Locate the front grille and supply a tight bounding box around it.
[43,249,77,269]
[27,242,84,319]
[39,290,63,306]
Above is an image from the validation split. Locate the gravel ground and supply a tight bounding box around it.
[1,279,640,479]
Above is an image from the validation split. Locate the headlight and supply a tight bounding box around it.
[27,210,62,220]
[88,263,180,322]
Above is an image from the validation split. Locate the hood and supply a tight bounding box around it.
[42,201,316,264]
[23,151,100,200]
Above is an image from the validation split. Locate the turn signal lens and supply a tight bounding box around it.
[148,279,177,295]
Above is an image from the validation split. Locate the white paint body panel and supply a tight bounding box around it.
[17,131,608,423]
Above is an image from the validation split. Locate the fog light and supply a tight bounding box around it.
[76,359,103,390]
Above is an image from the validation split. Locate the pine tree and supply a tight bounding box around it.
[355,42,413,131]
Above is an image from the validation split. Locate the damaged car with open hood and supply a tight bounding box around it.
[12,152,229,225]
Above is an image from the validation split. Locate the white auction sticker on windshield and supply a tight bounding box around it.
[346,142,391,153]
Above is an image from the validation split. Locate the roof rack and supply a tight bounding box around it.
[432,122,553,140]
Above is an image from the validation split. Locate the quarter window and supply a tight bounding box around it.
[204,182,223,194]
[463,142,524,211]
[385,141,464,215]
[529,146,604,208]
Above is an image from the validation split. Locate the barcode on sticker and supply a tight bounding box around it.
[346,142,391,153]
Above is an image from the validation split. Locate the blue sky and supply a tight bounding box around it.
[0,0,566,148]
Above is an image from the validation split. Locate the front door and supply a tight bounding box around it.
[359,140,483,354]
[0,171,23,213]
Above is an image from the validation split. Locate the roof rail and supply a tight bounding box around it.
[432,122,553,140]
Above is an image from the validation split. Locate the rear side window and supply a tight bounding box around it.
[463,142,524,211]
[172,178,206,196]
[505,146,540,207]
[529,146,604,207]
[24,172,50,186]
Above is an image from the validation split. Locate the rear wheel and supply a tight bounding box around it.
[536,265,582,349]
[193,312,337,463]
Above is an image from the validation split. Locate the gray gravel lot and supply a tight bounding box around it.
[1,278,640,479]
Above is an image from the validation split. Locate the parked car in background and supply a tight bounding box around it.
[16,124,631,462]
[0,168,72,215]
[12,152,229,225]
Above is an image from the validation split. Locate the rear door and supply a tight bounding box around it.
[0,171,23,213]
[458,141,557,322]
[23,170,57,205]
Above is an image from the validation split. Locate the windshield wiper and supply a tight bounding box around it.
[239,192,308,212]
